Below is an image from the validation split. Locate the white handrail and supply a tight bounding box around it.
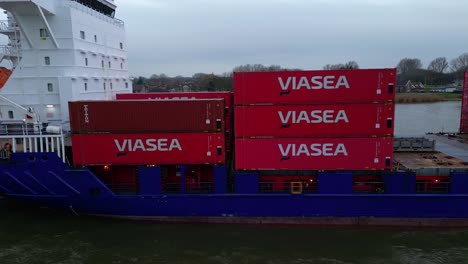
[0,20,18,31]
[0,133,66,162]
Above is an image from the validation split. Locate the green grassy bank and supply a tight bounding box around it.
[396,93,462,103]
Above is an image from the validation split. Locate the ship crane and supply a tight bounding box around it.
[0,94,40,133]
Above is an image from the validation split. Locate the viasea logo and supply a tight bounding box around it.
[279,143,348,160]
[278,75,350,95]
[278,110,349,125]
[114,138,182,153]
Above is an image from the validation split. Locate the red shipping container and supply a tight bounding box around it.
[234,68,396,105]
[235,104,394,138]
[72,133,225,166]
[461,71,468,133]
[465,71,468,89]
[235,137,393,170]
[116,92,234,133]
[116,92,233,110]
[69,99,224,134]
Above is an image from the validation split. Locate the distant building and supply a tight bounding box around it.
[397,80,425,93]
[431,87,457,93]
[133,84,148,93]
[452,79,463,87]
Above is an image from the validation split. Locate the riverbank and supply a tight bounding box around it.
[396,93,462,103]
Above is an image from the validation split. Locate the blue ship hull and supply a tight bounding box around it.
[2,153,468,227]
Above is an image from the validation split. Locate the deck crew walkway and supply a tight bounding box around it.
[425,134,468,162]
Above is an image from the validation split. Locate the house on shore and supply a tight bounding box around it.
[397,80,425,93]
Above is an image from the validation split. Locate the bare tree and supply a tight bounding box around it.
[427,57,449,73]
[396,58,422,74]
[221,72,233,78]
[149,73,168,79]
[233,64,299,72]
[192,73,208,79]
[233,64,262,72]
[323,64,345,70]
[344,61,359,69]
[323,61,359,70]
[266,65,282,71]
[450,53,468,72]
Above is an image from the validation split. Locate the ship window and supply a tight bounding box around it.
[44,56,50,65]
[125,82,128,89]
[8,111,13,119]
[94,35,97,43]
[85,58,88,66]
[39,28,49,38]
[110,82,113,90]
[84,82,88,91]
[108,61,111,68]
[101,60,104,68]
[47,83,53,92]
[74,0,115,17]
[103,82,106,90]
[120,63,123,69]
[80,31,85,40]
[120,42,123,49]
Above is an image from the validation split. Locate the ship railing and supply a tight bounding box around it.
[416,181,450,194]
[0,133,66,163]
[185,182,214,194]
[259,181,318,194]
[67,0,125,28]
[0,20,17,32]
[162,183,181,194]
[162,182,215,194]
[0,45,15,56]
[0,122,41,135]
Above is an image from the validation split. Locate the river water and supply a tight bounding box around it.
[395,101,462,136]
[1,202,468,264]
[1,101,467,264]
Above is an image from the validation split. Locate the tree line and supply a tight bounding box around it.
[396,53,467,86]
[133,53,468,92]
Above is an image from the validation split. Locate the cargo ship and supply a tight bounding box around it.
[0,0,468,227]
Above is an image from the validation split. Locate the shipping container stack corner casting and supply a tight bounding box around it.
[0,0,467,227]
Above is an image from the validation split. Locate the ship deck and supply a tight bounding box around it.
[426,134,468,162]
[394,152,468,170]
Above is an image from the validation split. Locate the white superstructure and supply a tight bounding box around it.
[0,0,129,132]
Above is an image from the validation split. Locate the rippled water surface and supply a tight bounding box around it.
[395,101,461,136]
[1,202,468,264]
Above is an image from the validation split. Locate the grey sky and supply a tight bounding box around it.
[117,0,468,77]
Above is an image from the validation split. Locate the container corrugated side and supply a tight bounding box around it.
[234,68,396,105]
[116,92,234,109]
[72,133,225,166]
[461,71,468,133]
[116,92,234,133]
[235,137,393,170]
[235,103,394,138]
[69,99,225,134]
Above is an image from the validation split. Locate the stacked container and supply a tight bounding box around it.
[460,71,468,134]
[69,100,226,166]
[116,92,234,156]
[234,68,396,171]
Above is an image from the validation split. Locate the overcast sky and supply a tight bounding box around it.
[116,0,468,77]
